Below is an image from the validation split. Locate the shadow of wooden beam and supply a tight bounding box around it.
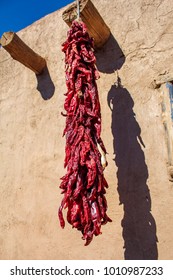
[36,65,55,100]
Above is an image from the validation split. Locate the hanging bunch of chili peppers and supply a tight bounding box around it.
[58,20,112,246]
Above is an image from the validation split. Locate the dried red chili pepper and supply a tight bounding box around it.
[58,20,111,245]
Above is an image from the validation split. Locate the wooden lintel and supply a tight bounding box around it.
[1,32,46,74]
[62,0,111,49]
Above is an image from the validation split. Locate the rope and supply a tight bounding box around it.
[76,0,80,19]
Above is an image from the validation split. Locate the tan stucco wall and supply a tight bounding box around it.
[0,0,173,260]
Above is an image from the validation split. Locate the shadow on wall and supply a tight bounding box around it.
[107,78,158,260]
[36,65,55,100]
[95,33,125,73]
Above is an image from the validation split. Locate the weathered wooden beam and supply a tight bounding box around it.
[1,32,46,74]
[62,0,110,49]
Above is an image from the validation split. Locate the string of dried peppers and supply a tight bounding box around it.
[58,20,112,245]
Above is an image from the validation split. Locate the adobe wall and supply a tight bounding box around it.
[0,0,173,259]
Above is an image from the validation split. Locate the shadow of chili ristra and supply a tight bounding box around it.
[108,78,158,260]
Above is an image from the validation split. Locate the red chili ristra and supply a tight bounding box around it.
[58,20,112,246]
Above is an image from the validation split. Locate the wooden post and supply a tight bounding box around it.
[1,32,46,74]
[62,0,110,49]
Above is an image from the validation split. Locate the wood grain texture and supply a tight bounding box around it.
[62,0,110,48]
[1,32,46,74]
